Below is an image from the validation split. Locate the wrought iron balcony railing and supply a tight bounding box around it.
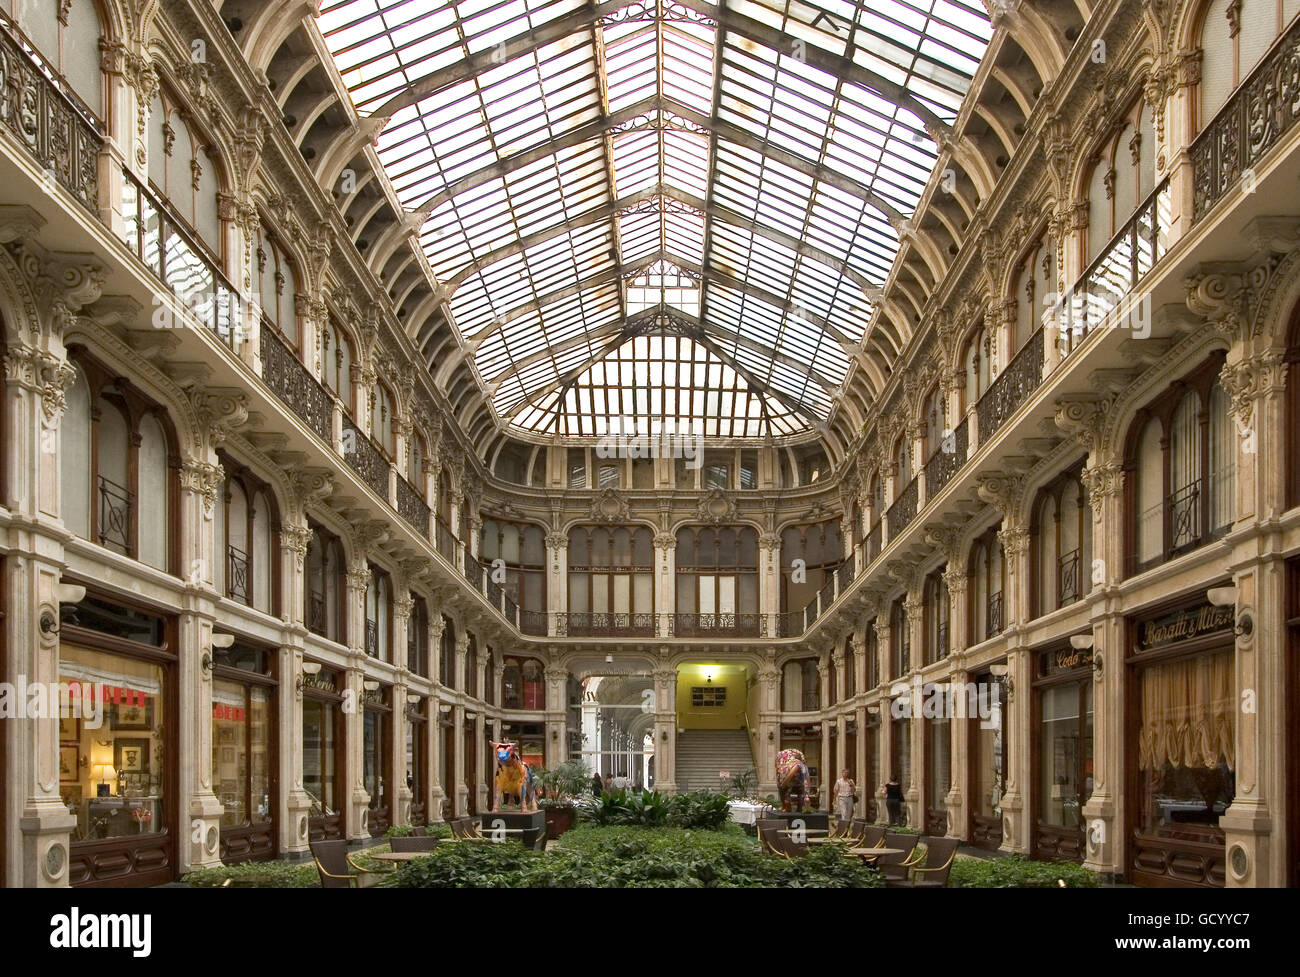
[1191,14,1300,221]
[396,475,431,540]
[260,327,333,443]
[923,422,968,500]
[556,612,656,637]
[886,475,919,539]
[672,613,765,637]
[97,474,132,556]
[365,619,379,658]
[0,16,100,212]
[985,591,1004,642]
[866,520,882,564]
[342,418,391,501]
[227,544,249,603]
[307,591,327,638]
[1057,548,1081,607]
[977,327,1044,442]
[519,610,548,636]
[435,519,457,562]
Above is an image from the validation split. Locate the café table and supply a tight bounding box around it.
[368,851,436,863]
[845,846,905,861]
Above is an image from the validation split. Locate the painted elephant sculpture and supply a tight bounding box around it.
[776,748,811,812]
[492,742,537,812]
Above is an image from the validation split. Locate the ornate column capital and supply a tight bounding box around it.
[179,459,224,520]
[653,532,677,550]
[1081,462,1123,523]
[186,385,250,448]
[1053,395,1113,457]
[281,523,313,570]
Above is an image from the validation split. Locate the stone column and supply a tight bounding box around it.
[1000,646,1031,855]
[544,665,568,769]
[545,531,566,636]
[343,659,369,839]
[451,703,466,817]
[391,674,411,828]
[945,660,970,841]
[652,667,678,793]
[759,533,781,636]
[756,660,781,797]
[654,532,676,637]
[872,613,890,823]
[280,644,311,857]
[905,596,925,828]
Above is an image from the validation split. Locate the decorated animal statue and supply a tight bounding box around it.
[776,748,811,812]
[492,742,537,813]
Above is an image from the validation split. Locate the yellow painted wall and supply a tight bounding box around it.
[675,663,749,729]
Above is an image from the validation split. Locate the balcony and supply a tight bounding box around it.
[261,328,333,443]
[1191,13,1300,222]
[923,423,967,500]
[227,544,249,603]
[97,474,132,556]
[307,591,327,638]
[866,521,882,564]
[341,418,391,501]
[365,619,378,658]
[672,613,765,637]
[556,612,656,637]
[977,326,1044,442]
[435,519,457,562]
[886,476,919,539]
[1057,548,1081,606]
[396,475,430,540]
[985,591,1004,642]
[0,17,100,213]
[519,610,547,636]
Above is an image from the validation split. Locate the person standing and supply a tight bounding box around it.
[885,775,904,826]
[832,768,856,824]
[591,771,604,796]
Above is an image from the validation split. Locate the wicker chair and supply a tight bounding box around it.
[310,840,359,888]
[886,837,960,888]
[860,824,887,848]
[390,835,440,852]
[874,832,920,881]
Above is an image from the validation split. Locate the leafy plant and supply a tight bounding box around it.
[949,854,1100,888]
[384,823,452,839]
[590,788,732,828]
[726,767,757,799]
[184,859,319,888]
[535,760,594,810]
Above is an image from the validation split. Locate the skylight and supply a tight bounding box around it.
[317,0,992,439]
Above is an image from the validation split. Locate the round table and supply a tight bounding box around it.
[368,850,435,862]
[845,846,905,860]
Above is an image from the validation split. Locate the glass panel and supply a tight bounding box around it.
[302,699,337,816]
[58,644,166,841]
[1038,682,1092,829]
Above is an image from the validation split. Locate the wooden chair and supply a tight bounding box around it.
[762,824,808,858]
[887,837,960,888]
[390,835,439,852]
[310,840,359,888]
[874,832,920,881]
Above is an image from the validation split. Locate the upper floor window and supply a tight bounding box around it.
[1198,0,1297,127]
[480,520,547,614]
[1011,231,1057,352]
[1127,355,1235,574]
[968,525,1005,644]
[1032,468,1092,616]
[321,318,353,406]
[780,520,842,614]
[214,455,278,614]
[371,381,395,457]
[923,569,949,665]
[304,524,346,643]
[364,564,391,660]
[781,657,820,712]
[675,526,759,624]
[60,353,174,573]
[253,224,299,347]
[923,385,946,461]
[407,428,426,485]
[843,634,856,699]
[439,616,456,688]
[865,625,880,689]
[963,318,994,406]
[8,0,104,118]
[146,88,222,257]
[502,656,545,710]
[1085,99,1156,264]
[567,526,654,625]
[465,634,478,699]
[890,597,910,679]
[408,595,428,676]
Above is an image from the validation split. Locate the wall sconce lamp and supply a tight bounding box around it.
[1069,634,1094,651]
[363,680,381,692]
[989,663,1015,702]
[296,660,322,697]
[551,728,558,741]
[40,582,88,635]
[605,654,614,663]
[201,631,235,675]
[662,729,669,741]
[1207,585,1253,638]
[406,694,421,705]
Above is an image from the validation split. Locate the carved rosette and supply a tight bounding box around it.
[180,460,224,520]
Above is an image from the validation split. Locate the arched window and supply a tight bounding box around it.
[894,434,912,491]
[1085,99,1156,264]
[464,634,478,699]
[780,520,842,617]
[781,658,820,712]
[11,0,104,117]
[58,352,176,572]
[371,381,395,457]
[1032,468,1092,617]
[146,88,222,256]
[503,657,546,710]
[1126,353,1235,574]
[866,624,880,689]
[408,595,428,676]
[843,634,856,699]
[215,456,279,615]
[321,317,353,406]
[968,526,1005,644]
[1198,0,1297,127]
[439,617,456,688]
[480,520,547,620]
[407,427,425,485]
[923,569,950,665]
[963,319,994,406]
[675,526,759,635]
[566,526,654,635]
[1011,231,1058,351]
[253,224,299,347]
[365,564,391,660]
[889,597,910,679]
[923,385,946,459]
[304,524,345,643]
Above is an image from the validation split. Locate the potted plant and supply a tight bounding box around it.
[534,760,592,838]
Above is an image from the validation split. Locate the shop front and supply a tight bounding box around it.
[362,685,391,836]
[1127,596,1235,887]
[968,670,1007,850]
[302,663,344,841]
[57,594,176,887]
[211,642,277,863]
[405,696,428,826]
[1032,641,1093,862]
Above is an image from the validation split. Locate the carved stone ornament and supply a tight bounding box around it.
[288,468,335,508]
[281,524,313,570]
[590,488,630,523]
[696,488,737,524]
[180,460,224,520]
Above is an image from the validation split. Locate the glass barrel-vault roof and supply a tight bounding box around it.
[317,0,992,439]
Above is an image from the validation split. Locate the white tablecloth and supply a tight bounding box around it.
[727,801,769,825]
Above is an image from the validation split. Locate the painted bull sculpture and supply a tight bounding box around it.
[492,742,537,813]
[776,748,811,812]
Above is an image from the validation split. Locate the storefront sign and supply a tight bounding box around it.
[1138,604,1233,650]
[212,704,245,722]
[302,673,337,695]
[1052,647,1094,671]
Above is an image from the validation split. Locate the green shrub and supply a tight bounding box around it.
[384,825,882,888]
[183,859,319,888]
[589,788,733,829]
[949,854,1101,888]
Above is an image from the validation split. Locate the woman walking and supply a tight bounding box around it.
[884,775,904,826]
[832,768,856,825]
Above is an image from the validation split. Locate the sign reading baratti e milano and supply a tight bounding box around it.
[1139,604,1234,650]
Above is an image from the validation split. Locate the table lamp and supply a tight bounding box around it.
[93,763,116,797]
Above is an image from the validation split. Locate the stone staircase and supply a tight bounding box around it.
[674,728,755,792]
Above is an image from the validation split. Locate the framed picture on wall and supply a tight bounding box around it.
[59,715,79,741]
[59,744,80,783]
[217,725,237,745]
[115,738,150,774]
[112,697,153,731]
